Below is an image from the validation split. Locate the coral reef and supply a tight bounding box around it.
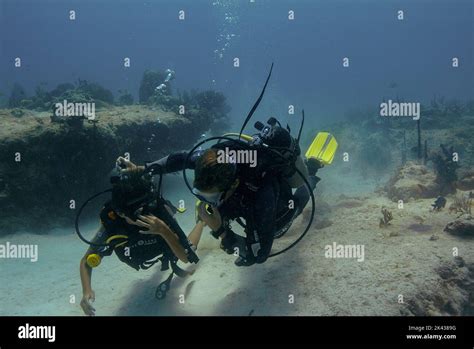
[385,162,440,201]
[76,79,114,104]
[379,207,393,228]
[193,90,231,134]
[139,70,168,103]
[8,80,114,112]
[50,83,75,97]
[432,144,459,195]
[11,109,25,118]
[117,90,134,106]
[448,194,473,216]
[148,94,181,111]
[138,71,231,134]
[171,89,231,134]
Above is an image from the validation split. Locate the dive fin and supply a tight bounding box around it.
[305,132,338,165]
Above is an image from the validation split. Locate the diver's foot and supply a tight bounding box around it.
[305,158,323,176]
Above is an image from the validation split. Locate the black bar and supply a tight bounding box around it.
[1,316,473,347]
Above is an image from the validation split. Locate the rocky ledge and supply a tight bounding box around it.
[0,105,212,233]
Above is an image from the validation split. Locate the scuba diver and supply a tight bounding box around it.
[117,63,338,267]
[78,166,204,316]
[117,122,337,267]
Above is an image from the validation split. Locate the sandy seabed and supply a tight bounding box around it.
[1,173,473,316]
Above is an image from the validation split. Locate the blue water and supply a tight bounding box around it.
[1,0,474,318]
[1,0,472,131]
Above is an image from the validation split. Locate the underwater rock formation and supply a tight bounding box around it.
[76,79,114,104]
[432,144,459,195]
[117,90,134,106]
[50,83,75,98]
[0,105,214,233]
[444,217,474,237]
[385,162,440,201]
[193,90,231,135]
[9,80,115,112]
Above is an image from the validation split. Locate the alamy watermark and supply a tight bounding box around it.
[54,99,96,120]
[216,147,257,168]
[18,323,55,342]
[380,99,420,120]
[325,242,365,262]
[0,242,38,262]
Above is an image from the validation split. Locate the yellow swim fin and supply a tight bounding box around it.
[305,132,338,165]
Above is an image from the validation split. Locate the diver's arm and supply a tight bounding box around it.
[80,251,93,294]
[79,251,96,316]
[196,201,222,231]
[117,150,201,176]
[79,225,106,316]
[135,214,194,263]
[160,228,191,263]
[80,251,96,316]
[145,150,202,174]
[195,204,245,255]
[188,221,205,248]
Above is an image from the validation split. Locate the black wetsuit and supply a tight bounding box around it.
[89,201,174,271]
[147,140,318,265]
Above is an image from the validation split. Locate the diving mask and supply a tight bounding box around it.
[192,188,225,207]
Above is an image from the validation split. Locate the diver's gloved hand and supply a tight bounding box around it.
[116,156,145,174]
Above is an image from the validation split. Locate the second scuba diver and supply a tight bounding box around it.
[79,166,205,315]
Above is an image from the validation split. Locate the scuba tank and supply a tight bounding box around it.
[241,116,308,188]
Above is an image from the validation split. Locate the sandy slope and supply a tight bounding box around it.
[1,173,473,316]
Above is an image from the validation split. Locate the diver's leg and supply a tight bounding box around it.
[292,158,323,216]
[287,155,309,188]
